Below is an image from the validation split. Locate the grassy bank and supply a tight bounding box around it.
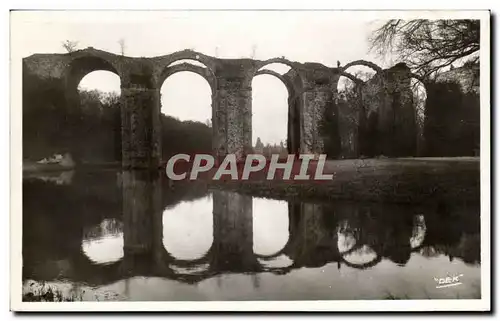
[208,158,480,205]
[22,157,481,205]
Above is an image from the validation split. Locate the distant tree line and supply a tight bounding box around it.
[252,137,288,158]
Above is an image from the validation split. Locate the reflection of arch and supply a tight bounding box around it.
[341,60,383,74]
[81,218,124,265]
[159,62,217,93]
[340,253,383,269]
[160,245,213,268]
[338,243,365,257]
[255,249,287,260]
[162,208,214,260]
[338,229,383,269]
[337,213,428,269]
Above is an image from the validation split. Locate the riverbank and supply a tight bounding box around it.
[22,157,481,205]
[23,162,74,173]
[208,157,480,205]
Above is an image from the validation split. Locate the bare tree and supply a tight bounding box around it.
[250,44,257,59]
[62,40,79,53]
[118,38,126,56]
[369,19,480,78]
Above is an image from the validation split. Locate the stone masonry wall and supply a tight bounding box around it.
[359,63,417,157]
[23,48,420,166]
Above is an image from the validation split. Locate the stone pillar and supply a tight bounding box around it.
[121,76,161,169]
[285,202,339,266]
[213,65,253,161]
[390,65,417,157]
[122,170,162,255]
[361,63,417,157]
[211,190,257,272]
[287,93,302,155]
[301,70,337,155]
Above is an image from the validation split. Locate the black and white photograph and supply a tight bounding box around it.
[9,9,490,312]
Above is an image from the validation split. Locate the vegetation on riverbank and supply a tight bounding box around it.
[207,158,480,205]
[22,282,82,302]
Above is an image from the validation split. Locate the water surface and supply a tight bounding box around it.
[22,170,480,301]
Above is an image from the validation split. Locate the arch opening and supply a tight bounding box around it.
[258,58,297,73]
[252,198,290,257]
[162,196,214,261]
[337,65,375,92]
[335,72,364,159]
[341,60,382,74]
[159,63,216,93]
[251,74,289,157]
[68,56,120,91]
[78,70,121,96]
[252,61,299,156]
[163,51,215,75]
[257,62,291,75]
[71,69,122,164]
[159,71,213,160]
[168,59,208,69]
[410,78,428,156]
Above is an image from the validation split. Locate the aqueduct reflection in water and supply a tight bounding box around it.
[22,170,480,290]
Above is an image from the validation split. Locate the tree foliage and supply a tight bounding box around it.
[370,19,480,78]
[423,82,480,156]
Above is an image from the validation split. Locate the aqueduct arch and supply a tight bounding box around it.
[66,56,121,96]
[340,60,383,74]
[23,48,419,168]
[159,63,217,92]
[253,65,301,155]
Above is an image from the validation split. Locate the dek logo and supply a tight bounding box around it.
[433,274,464,289]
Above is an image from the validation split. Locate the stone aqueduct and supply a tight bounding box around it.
[23,48,420,168]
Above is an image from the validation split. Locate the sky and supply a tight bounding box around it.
[13,11,386,145]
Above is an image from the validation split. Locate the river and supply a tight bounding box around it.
[22,170,480,301]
